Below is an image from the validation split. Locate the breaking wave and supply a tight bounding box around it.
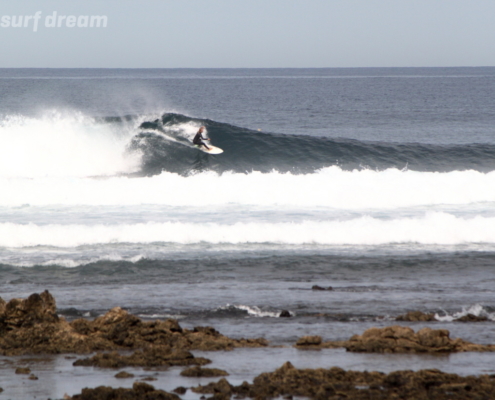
[3,213,495,248]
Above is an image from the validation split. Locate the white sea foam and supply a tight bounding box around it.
[1,167,495,208]
[435,304,495,322]
[2,213,495,247]
[0,111,141,178]
[220,304,281,318]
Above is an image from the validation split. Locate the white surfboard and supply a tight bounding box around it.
[195,144,223,154]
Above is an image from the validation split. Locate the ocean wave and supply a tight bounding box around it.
[1,167,495,208]
[2,110,495,181]
[133,112,495,175]
[3,212,495,247]
[216,304,285,318]
[0,111,141,178]
[435,304,495,322]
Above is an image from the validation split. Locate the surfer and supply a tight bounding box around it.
[193,126,211,150]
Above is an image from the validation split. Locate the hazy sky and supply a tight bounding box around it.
[1,0,494,68]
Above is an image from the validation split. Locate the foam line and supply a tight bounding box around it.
[2,213,495,247]
[1,167,495,208]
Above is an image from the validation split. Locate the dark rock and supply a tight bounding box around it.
[141,376,157,381]
[192,362,495,400]
[343,326,495,353]
[15,367,31,374]
[294,325,495,353]
[173,386,187,395]
[181,366,229,377]
[1,291,58,332]
[114,371,134,378]
[311,285,332,291]
[279,310,291,318]
[454,313,488,322]
[70,382,181,400]
[192,378,234,395]
[295,336,322,347]
[396,311,436,321]
[0,292,268,356]
[74,348,211,368]
[28,374,38,380]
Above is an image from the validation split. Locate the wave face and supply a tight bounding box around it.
[132,113,495,176]
[2,111,495,179]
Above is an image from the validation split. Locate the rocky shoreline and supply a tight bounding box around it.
[1,291,495,399]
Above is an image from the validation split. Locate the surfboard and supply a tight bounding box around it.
[194,144,223,154]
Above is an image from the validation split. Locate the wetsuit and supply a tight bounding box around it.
[193,132,210,150]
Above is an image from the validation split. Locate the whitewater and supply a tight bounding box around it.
[2,109,495,259]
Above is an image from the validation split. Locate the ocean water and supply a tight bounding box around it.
[2,67,495,396]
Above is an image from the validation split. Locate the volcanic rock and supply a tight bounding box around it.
[342,325,495,353]
[114,371,134,378]
[295,335,322,347]
[279,310,291,317]
[0,291,268,356]
[396,311,436,321]
[192,378,235,395]
[311,285,332,291]
[192,362,495,400]
[173,386,187,394]
[15,367,31,374]
[70,382,180,400]
[74,348,211,368]
[181,366,229,377]
[454,313,488,322]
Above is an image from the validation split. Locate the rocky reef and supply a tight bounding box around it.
[70,381,180,400]
[295,325,495,353]
[0,291,267,356]
[73,348,211,368]
[180,365,229,377]
[3,291,495,400]
[396,310,489,322]
[191,361,495,400]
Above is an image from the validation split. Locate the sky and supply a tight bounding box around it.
[1,0,495,68]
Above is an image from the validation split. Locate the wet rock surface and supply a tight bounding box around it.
[396,310,490,323]
[311,285,333,291]
[396,311,436,321]
[73,348,211,368]
[192,362,495,400]
[114,371,134,378]
[70,382,180,400]
[180,366,229,377]
[307,325,495,353]
[455,313,488,322]
[0,291,267,356]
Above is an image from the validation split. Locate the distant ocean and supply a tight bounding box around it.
[1,68,495,384]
